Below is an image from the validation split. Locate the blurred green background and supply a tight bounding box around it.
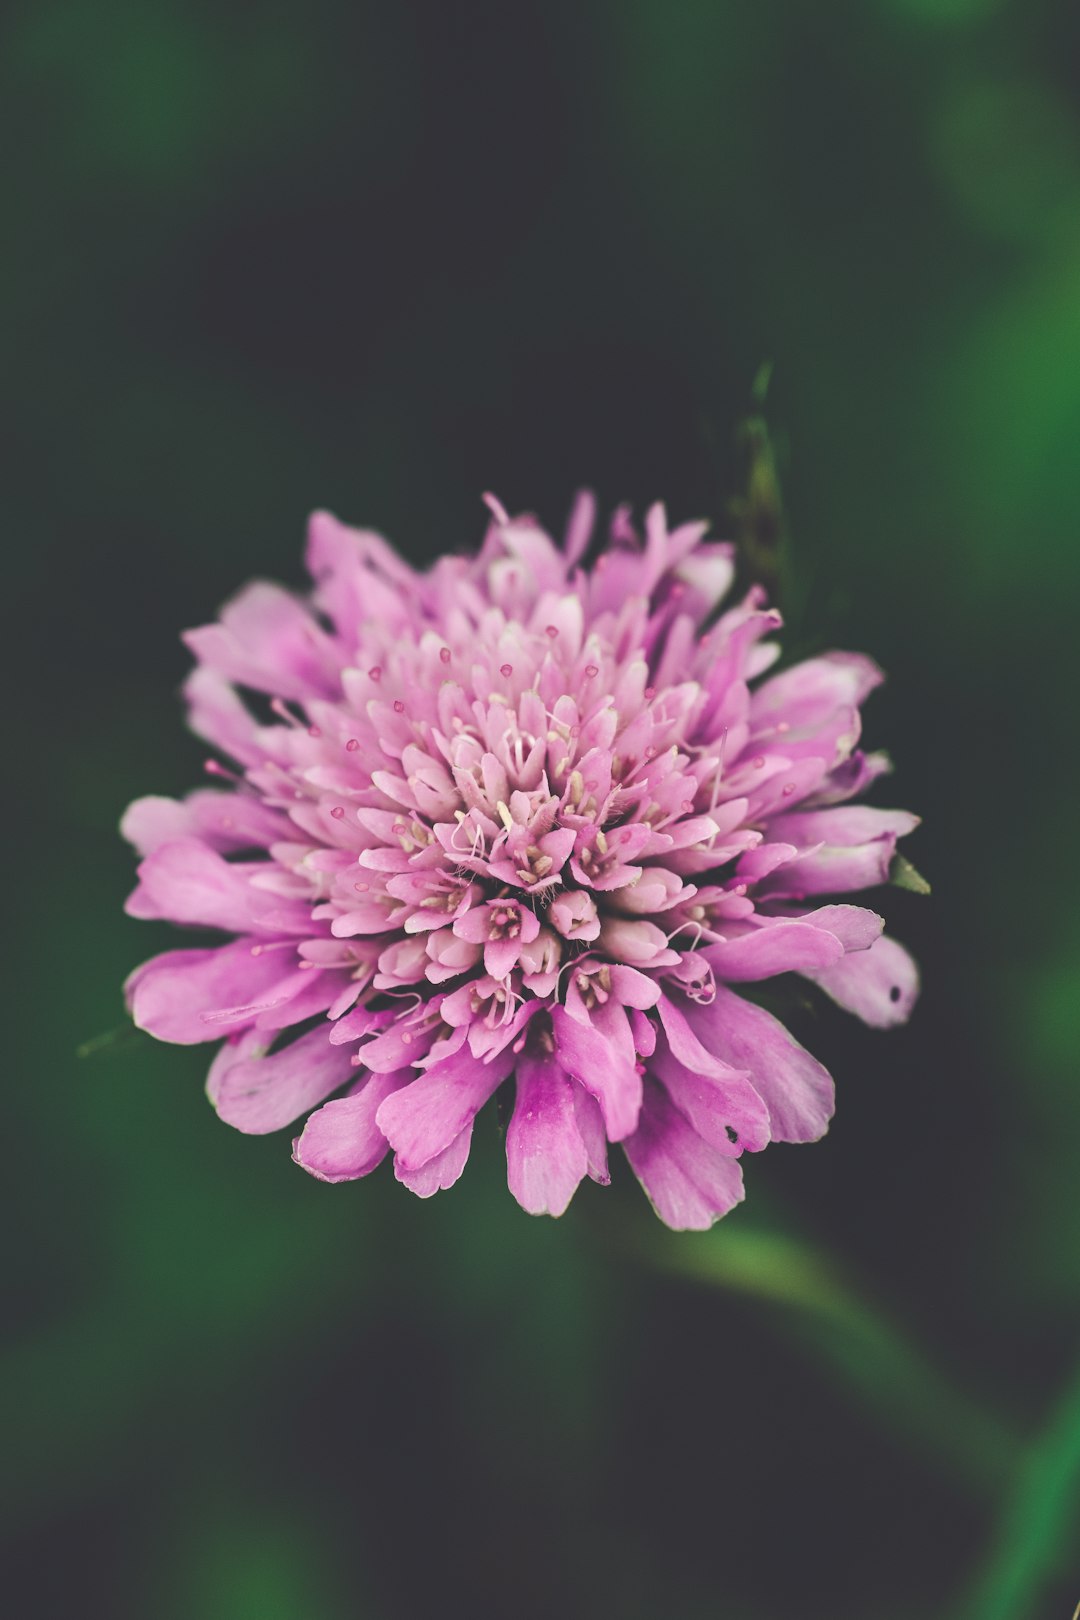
[5,1,1080,1616]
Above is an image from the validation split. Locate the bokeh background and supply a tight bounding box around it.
[6,2,1080,1616]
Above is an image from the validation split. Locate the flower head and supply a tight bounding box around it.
[123,493,919,1228]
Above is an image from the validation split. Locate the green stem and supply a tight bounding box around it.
[630,1220,1021,1500]
[959,1358,1080,1620]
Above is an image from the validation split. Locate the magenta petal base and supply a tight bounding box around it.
[123,493,919,1229]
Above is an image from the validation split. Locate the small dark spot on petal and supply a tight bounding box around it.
[889,985,902,1003]
[725,1125,739,1143]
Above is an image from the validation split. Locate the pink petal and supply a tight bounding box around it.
[205,1029,261,1105]
[357,1010,442,1072]
[452,907,492,945]
[252,969,347,1032]
[704,918,846,981]
[629,1007,657,1057]
[623,1082,746,1231]
[121,795,197,855]
[802,749,892,808]
[306,510,415,646]
[736,841,801,882]
[563,488,596,566]
[183,580,339,702]
[807,934,920,1029]
[654,998,771,1155]
[506,1054,589,1217]
[125,838,310,935]
[375,1042,514,1172]
[683,987,835,1143]
[292,1069,411,1182]
[394,1124,473,1197]
[484,936,521,980]
[182,667,262,766]
[597,916,679,968]
[327,1004,388,1046]
[759,841,898,897]
[804,903,884,952]
[125,940,300,1045]
[551,1005,643,1142]
[751,651,883,730]
[759,807,920,898]
[572,1085,611,1184]
[212,1026,356,1134]
[608,965,662,1009]
[121,791,285,857]
[767,806,919,847]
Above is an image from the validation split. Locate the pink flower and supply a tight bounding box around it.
[123,493,919,1229]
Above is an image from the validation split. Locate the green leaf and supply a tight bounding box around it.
[76,1023,148,1060]
[890,853,932,894]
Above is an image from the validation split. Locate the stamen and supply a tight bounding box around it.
[270,697,301,726]
[204,759,241,783]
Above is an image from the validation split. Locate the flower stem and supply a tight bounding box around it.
[629,1220,1021,1500]
[957,1357,1080,1620]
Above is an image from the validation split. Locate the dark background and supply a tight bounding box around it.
[5,2,1080,1616]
